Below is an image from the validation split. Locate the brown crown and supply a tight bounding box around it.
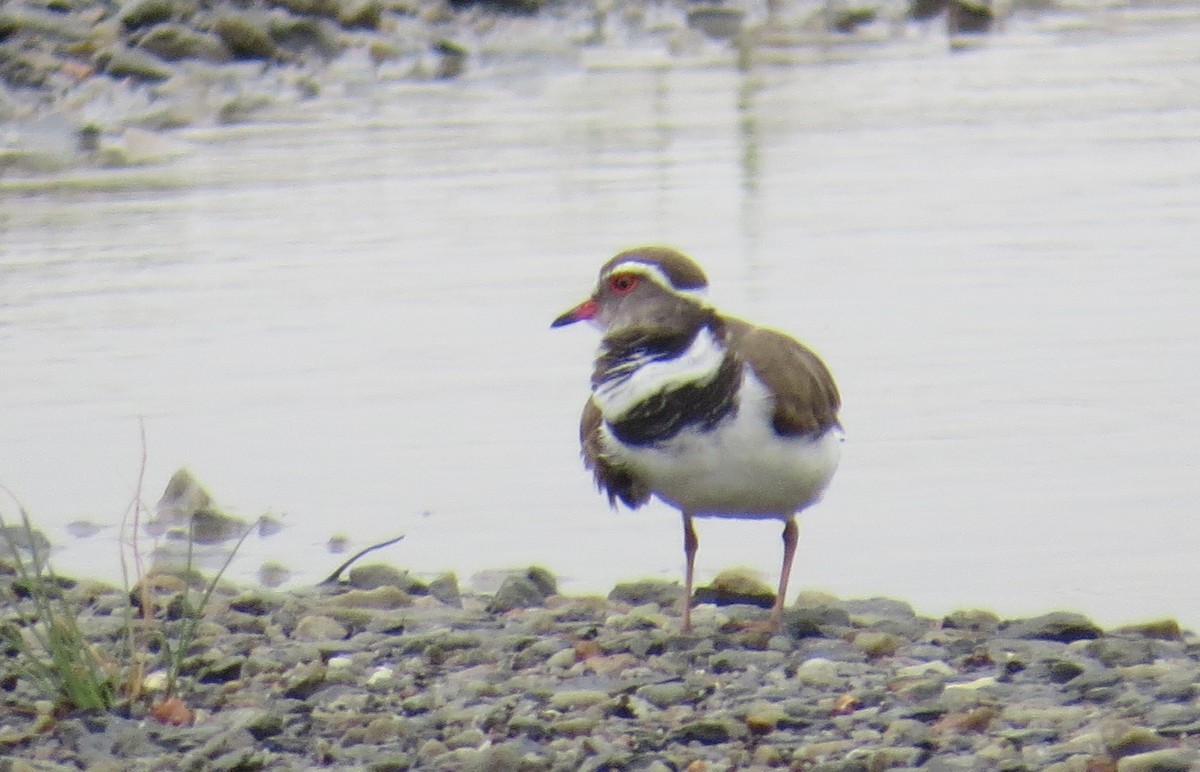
[600,246,709,292]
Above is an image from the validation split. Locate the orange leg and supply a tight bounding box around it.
[681,512,698,632]
[771,516,799,629]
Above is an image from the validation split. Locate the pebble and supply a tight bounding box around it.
[5,558,1200,769]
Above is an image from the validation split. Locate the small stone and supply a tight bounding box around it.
[794,657,842,687]
[844,596,918,621]
[282,663,326,699]
[348,563,407,589]
[752,745,784,766]
[525,565,558,596]
[547,647,576,670]
[292,614,348,641]
[337,0,382,29]
[214,13,282,60]
[362,717,404,744]
[333,586,412,609]
[636,681,692,709]
[1152,678,1196,703]
[853,630,904,658]
[943,608,1001,633]
[549,689,608,710]
[1086,637,1154,667]
[472,742,531,771]
[1044,657,1087,683]
[1116,749,1199,772]
[551,716,599,736]
[198,656,244,684]
[228,591,282,616]
[366,666,394,687]
[896,660,955,678]
[743,703,787,735]
[429,573,461,607]
[693,568,775,609]
[670,718,743,745]
[883,717,933,747]
[139,23,231,63]
[782,603,850,638]
[486,569,556,613]
[402,694,435,715]
[444,727,486,749]
[943,676,998,693]
[243,712,284,741]
[609,579,681,608]
[1066,669,1122,701]
[1106,725,1172,758]
[1003,612,1102,642]
[1112,619,1183,641]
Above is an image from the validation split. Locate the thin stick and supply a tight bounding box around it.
[318,535,406,586]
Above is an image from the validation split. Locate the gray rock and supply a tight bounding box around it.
[347,563,407,589]
[940,609,998,633]
[781,603,851,638]
[120,0,196,31]
[1065,668,1122,701]
[1106,725,1172,758]
[0,524,52,555]
[882,717,933,747]
[268,16,345,59]
[694,569,775,609]
[281,662,327,699]
[1086,636,1155,667]
[242,711,285,740]
[293,613,349,641]
[0,5,92,41]
[1116,749,1199,772]
[1112,619,1184,641]
[214,13,283,60]
[685,6,744,41]
[228,590,285,616]
[139,23,232,62]
[486,568,556,613]
[636,681,693,709]
[670,718,745,745]
[608,578,681,608]
[1003,612,1102,643]
[198,655,245,684]
[525,566,558,596]
[429,572,462,607]
[337,0,382,30]
[844,596,919,621]
[1043,657,1086,684]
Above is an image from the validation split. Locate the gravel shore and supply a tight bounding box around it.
[2,0,1147,176]
[3,560,1200,771]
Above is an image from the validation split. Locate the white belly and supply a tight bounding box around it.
[600,373,842,518]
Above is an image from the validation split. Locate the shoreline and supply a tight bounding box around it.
[3,561,1199,769]
[5,0,1200,177]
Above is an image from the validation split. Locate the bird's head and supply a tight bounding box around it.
[552,246,710,333]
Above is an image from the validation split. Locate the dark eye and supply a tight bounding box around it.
[609,274,639,294]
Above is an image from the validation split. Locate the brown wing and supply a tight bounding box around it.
[580,398,651,509]
[722,317,841,436]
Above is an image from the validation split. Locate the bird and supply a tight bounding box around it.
[552,246,842,632]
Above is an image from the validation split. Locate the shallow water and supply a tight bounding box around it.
[2,8,1199,628]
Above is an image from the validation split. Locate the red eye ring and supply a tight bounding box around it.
[609,274,639,295]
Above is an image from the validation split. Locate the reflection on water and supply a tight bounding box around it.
[2,13,1200,628]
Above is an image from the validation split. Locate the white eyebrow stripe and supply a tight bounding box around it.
[602,261,708,299]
